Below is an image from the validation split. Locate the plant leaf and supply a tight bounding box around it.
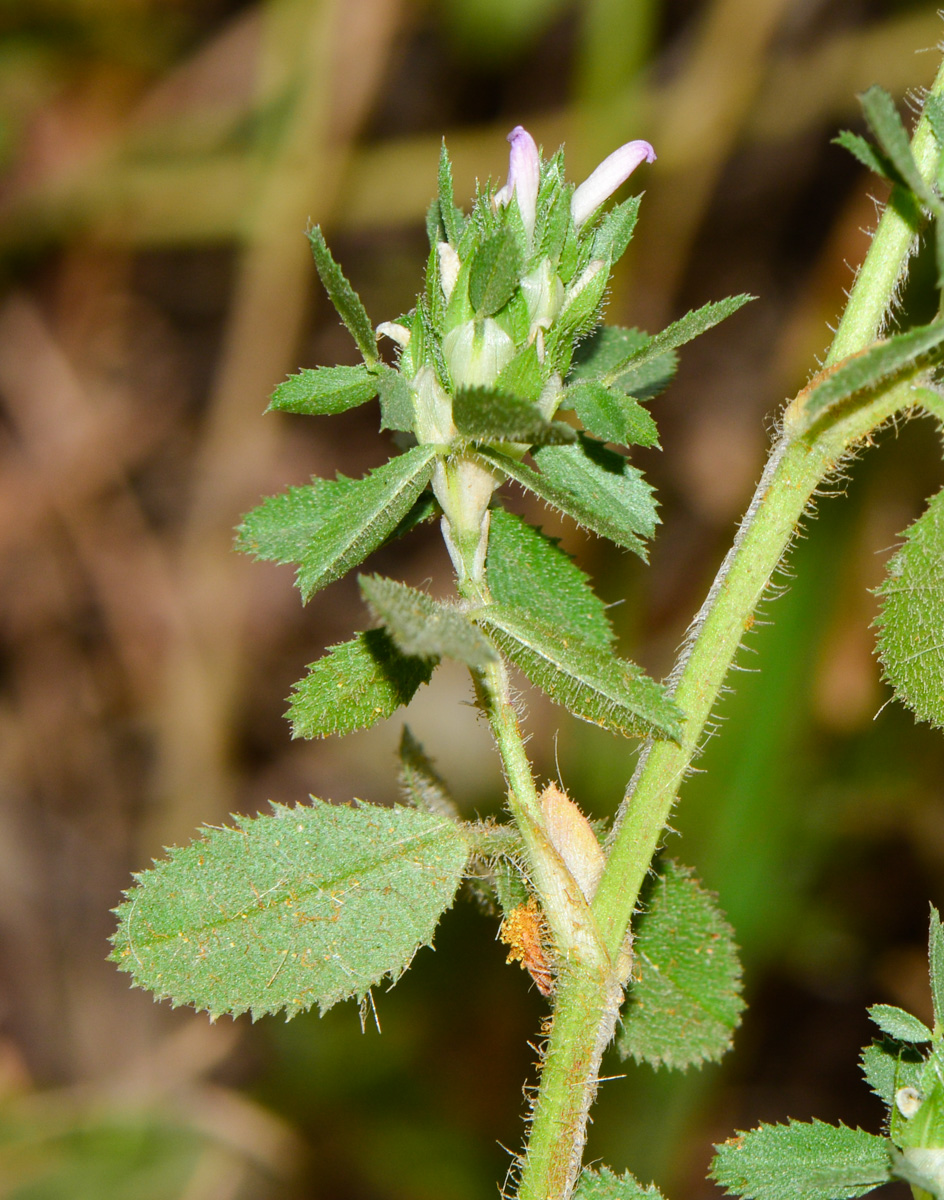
[591,195,642,263]
[476,439,657,557]
[453,387,576,445]
[860,1038,923,1106]
[475,604,681,740]
[486,509,615,652]
[793,321,944,431]
[574,1166,667,1200]
[570,326,650,381]
[360,574,497,668]
[875,487,944,730]
[868,1004,933,1044]
[711,1121,891,1200]
[301,448,438,600]
[600,296,753,384]
[307,226,378,364]
[567,381,659,447]
[111,800,469,1020]
[397,727,459,819]
[859,85,940,211]
[618,861,744,1068]
[468,231,521,317]
[288,629,434,739]
[833,131,895,183]
[438,141,465,245]
[931,907,944,1032]
[267,365,379,416]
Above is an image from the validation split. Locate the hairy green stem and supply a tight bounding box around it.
[516,56,944,1200]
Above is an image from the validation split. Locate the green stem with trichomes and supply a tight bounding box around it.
[516,53,944,1200]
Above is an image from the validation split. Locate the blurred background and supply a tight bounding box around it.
[1,0,943,1196]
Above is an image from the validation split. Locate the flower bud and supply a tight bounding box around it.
[540,783,604,902]
[572,139,656,227]
[411,365,455,444]
[494,125,540,240]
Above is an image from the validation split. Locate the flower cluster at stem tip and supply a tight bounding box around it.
[378,124,655,581]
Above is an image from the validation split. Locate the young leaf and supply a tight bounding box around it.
[475,604,682,740]
[792,319,944,431]
[926,95,944,150]
[438,141,464,246]
[307,226,378,365]
[475,439,657,557]
[486,509,615,652]
[868,1004,932,1044]
[495,342,547,404]
[617,861,744,1069]
[567,381,660,447]
[859,85,940,212]
[711,1121,891,1200]
[860,1038,923,1106]
[930,907,944,1032]
[453,387,576,445]
[468,231,521,317]
[600,296,753,384]
[833,131,895,183]
[288,629,434,739]
[360,574,497,668]
[591,195,642,263]
[397,727,459,819]
[292,446,435,599]
[267,365,379,416]
[574,1166,667,1200]
[875,487,944,730]
[111,800,469,1020]
[375,365,415,433]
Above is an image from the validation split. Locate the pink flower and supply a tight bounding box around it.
[495,125,540,239]
[571,139,656,226]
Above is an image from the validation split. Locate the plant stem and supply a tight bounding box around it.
[516,57,944,1200]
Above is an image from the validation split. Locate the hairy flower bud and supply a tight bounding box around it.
[443,318,515,389]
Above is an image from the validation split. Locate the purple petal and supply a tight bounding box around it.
[571,139,656,226]
[495,125,540,237]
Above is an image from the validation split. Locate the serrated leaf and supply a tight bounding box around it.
[567,381,659,447]
[601,296,753,384]
[111,800,468,1020]
[397,727,459,819]
[382,490,439,547]
[301,447,437,599]
[475,439,657,557]
[618,861,744,1068]
[868,1004,933,1043]
[475,603,681,740]
[375,365,414,432]
[486,508,615,652]
[288,629,434,739]
[534,438,659,548]
[875,487,944,730]
[797,321,944,430]
[453,387,575,445]
[468,232,520,317]
[307,226,378,364]
[552,262,610,349]
[574,1166,666,1200]
[931,907,944,1032]
[927,95,944,149]
[360,574,497,668]
[237,448,437,600]
[539,182,574,263]
[591,195,642,263]
[711,1121,891,1200]
[860,1038,924,1105]
[859,85,940,212]
[267,364,379,416]
[438,141,464,246]
[833,131,895,183]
